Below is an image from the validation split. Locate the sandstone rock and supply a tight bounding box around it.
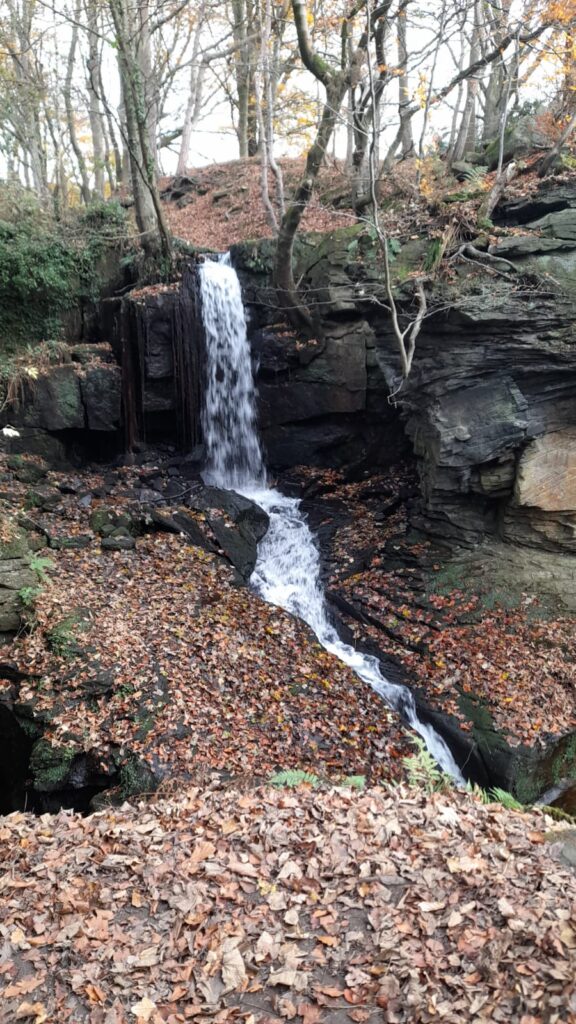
[484,115,552,170]
[529,208,576,241]
[515,429,576,512]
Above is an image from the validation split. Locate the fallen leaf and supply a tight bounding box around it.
[131,997,157,1021]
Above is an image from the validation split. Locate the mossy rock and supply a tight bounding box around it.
[0,532,30,561]
[119,755,159,799]
[48,534,92,550]
[89,508,115,534]
[24,487,60,511]
[512,731,576,806]
[6,456,47,484]
[29,739,77,791]
[46,608,91,658]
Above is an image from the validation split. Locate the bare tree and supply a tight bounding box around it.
[107,0,172,258]
[64,0,91,204]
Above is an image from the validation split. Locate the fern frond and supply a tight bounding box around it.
[340,775,366,789]
[402,738,451,794]
[489,787,525,811]
[269,769,320,789]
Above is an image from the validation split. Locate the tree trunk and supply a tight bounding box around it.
[86,2,106,197]
[231,0,259,158]
[176,4,206,175]
[451,1,481,162]
[108,0,172,261]
[397,5,413,158]
[64,1,92,205]
[274,78,347,326]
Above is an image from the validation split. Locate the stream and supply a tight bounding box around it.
[199,255,463,782]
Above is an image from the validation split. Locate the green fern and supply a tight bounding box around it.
[402,738,451,794]
[269,769,320,789]
[29,554,54,582]
[467,782,525,811]
[489,787,525,811]
[340,775,366,789]
[18,585,40,609]
[459,164,488,183]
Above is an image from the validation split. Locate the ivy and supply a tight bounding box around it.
[0,194,129,350]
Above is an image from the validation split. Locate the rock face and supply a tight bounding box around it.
[229,185,576,612]
[0,349,122,465]
[235,189,576,570]
[0,525,37,633]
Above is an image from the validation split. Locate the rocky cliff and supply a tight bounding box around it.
[228,183,576,610]
[4,179,575,604]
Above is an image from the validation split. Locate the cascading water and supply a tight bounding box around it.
[198,256,464,782]
[201,255,266,491]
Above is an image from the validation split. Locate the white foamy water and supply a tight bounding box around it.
[200,256,266,491]
[198,257,463,781]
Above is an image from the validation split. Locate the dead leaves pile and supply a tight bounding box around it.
[8,521,410,789]
[159,159,350,252]
[298,464,576,750]
[0,784,575,1023]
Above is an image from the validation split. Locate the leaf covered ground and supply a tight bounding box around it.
[288,464,576,752]
[0,783,574,1024]
[160,154,576,255]
[0,454,412,801]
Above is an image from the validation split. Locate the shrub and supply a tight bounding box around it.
[0,188,130,350]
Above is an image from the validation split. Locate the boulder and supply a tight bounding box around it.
[484,115,552,170]
[81,365,122,431]
[20,365,84,431]
[188,484,269,578]
[515,429,576,512]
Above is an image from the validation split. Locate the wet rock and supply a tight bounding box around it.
[165,479,184,499]
[48,534,92,551]
[188,484,269,578]
[81,365,122,431]
[101,536,136,551]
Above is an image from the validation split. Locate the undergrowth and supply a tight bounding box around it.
[0,186,131,351]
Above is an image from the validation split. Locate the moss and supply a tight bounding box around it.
[513,731,576,805]
[0,533,30,560]
[29,739,77,790]
[90,509,115,534]
[46,609,90,658]
[119,756,158,799]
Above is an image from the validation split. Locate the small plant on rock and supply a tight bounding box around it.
[403,737,452,794]
[269,769,320,788]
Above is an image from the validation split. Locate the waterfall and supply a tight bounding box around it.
[200,256,266,490]
[198,257,464,782]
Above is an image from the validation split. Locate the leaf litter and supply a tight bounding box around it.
[0,784,574,1022]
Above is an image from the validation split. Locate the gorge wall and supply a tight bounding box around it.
[2,179,576,608]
